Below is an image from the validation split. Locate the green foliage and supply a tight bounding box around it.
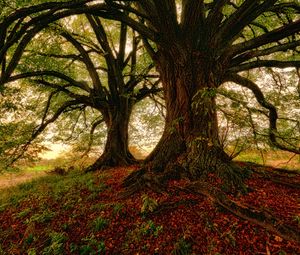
[26,210,56,224]
[278,251,287,255]
[129,98,164,151]
[293,215,300,226]
[86,179,107,193]
[124,219,163,249]
[79,235,106,255]
[0,84,49,171]
[90,203,107,211]
[140,194,158,214]
[24,233,35,245]
[91,217,109,232]
[140,220,163,237]
[16,208,32,218]
[27,248,37,255]
[172,238,192,255]
[42,232,68,255]
[112,203,124,216]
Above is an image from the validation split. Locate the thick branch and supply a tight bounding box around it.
[83,117,105,156]
[0,3,108,83]
[216,0,277,46]
[60,31,103,93]
[7,70,91,92]
[89,7,158,42]
[231,40,300,66]
[181,0,205,43]
[226,73,300,154]
[8,99,82,165]
[231,19,300,56]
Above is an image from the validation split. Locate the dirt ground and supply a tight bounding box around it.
[0,171,47,190]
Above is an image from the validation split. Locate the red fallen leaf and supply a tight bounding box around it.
[11,224,18,229]
[1,165,300,255]
[274,236,283,242]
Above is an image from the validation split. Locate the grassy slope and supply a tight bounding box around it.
[0,165,299,255]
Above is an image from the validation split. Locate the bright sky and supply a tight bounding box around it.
[40,143,70,159]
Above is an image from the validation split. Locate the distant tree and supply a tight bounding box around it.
[0,9,160,170]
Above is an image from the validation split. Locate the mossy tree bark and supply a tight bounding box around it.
[136,43,245,190]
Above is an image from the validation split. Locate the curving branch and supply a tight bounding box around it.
[206,0,229,34]
[231,19,300,56]
[103,0,150,21]
[0,0,93,27]
[8,99,83,165]
[82,116,105,157]
[7,70,91,92]
[0,2,96,61]
[231,40,300,66]
[60,31,103,93]
[269,2,300,14]
[86,15,115,69]
[0,3,108,83]
[216,0,277,47]
[226,72,300,154]
[135,79,161,102]
[88,6,158,42]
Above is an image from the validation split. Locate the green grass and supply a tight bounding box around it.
[0,169,107,212]
[91,217,109,232]
[0,168,109,254]
[22,165,52,173]
[235,149,300,171]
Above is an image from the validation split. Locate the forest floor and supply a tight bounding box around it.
[0,163,299,255]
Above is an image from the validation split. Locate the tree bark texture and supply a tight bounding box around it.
[86,99,137,172]
[126,42,247,191]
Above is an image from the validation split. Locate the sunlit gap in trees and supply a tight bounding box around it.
[37,97,164,160]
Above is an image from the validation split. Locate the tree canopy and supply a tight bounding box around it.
[0,0,300,244]
[0,0,299,176]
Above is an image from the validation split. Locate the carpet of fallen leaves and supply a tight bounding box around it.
[0,163,299,254]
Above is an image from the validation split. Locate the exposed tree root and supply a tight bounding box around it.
[122,165,300,243]
[185,141,251,193]
[148,199,198,215]
[241,161,300,175]
[244,162,300,189]
[120,168,166,198]
[176,181,300,244]
[121,159,299,244]
[270,179,300,189]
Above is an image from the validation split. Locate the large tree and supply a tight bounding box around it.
[1,0,300,182]
[1,0,300,180]
[0,7,159,170]
[1,0,300,243]
[96,0,300,188]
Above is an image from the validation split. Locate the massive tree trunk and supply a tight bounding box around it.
[126,43,246,190]
[86,100,137,172]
